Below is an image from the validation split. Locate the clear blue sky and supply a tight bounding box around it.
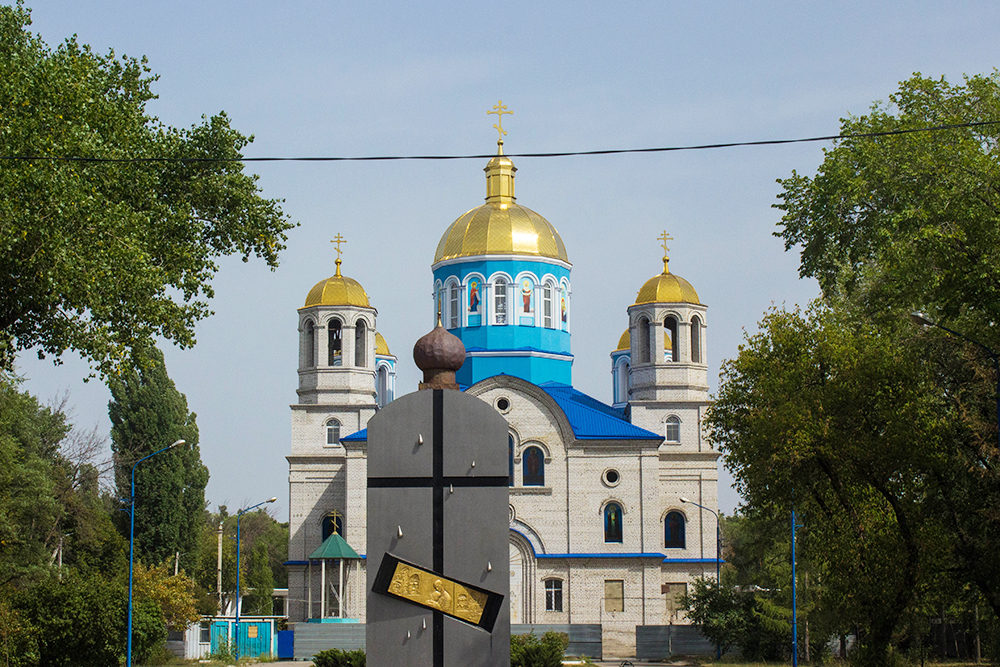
[13,0,999,518]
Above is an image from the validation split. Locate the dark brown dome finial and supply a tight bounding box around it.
[413,318,466,391]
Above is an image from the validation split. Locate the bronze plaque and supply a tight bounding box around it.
[372,553,503,632]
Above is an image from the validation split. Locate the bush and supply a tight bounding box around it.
[511,631,568,667]
[312,647,366,667]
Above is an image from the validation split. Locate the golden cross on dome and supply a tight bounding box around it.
[331,233,346,276]
[487,100,512,147]
[331,233,346,258]
[658,231,673,273]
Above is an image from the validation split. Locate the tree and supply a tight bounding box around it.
[0,3,294,377]
[109,346,208,567]
[242,541,274,616]
[773,71,1000,627]
[705,304,948,665]
[776,73,1000,324]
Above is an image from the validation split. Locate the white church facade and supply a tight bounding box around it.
[285,137,719,655]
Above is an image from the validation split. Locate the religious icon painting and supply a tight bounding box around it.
[561,296,567,323]
[521,278,533,313]
[469,280,480,313]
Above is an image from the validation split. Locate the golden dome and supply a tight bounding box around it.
[634,258,700,305]
[433,150,568,264]
[616,329,630,351]
[302,259,370,308]
[375,332,391,356]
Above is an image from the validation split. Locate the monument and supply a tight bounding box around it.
[366,319,510,666]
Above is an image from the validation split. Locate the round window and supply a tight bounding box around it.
[603,468,621,487]
[496,397,511,413]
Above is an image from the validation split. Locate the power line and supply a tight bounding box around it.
[1,120,997,164]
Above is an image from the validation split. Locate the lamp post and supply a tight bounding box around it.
[680,496,721,659]
[235,496,277,661]
[910,311,1000,450]
[127,439,185,667]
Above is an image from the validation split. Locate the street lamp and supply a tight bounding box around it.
[235,496,277,661]
[680,496,721,659]
[910,311,1000,450]
[127,439,185,667]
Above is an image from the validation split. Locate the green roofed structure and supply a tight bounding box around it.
[307,533,361,621]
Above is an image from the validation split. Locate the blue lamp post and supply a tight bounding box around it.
[126,439,185,667]
[235,496,277,661]
[680,497,721,659]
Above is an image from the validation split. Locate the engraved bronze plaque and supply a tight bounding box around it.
[372,553,504,632]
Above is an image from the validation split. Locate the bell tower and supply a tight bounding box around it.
[625,234,709,439]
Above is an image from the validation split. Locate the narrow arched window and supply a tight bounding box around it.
[322,510,344,540]
[542,281,554,328]
[604,503,623,543]
[494,278,508,325]
[355,319,367,367]
[691,316,702,363]
[665,416,680,443]
[637,318,650,364]
[664,316,678,362]
[664,511,686,548]
[377,366,389,408]
[614,360,629,404]
[326,419,341,446]
[328,320,342,366]
[448,283,460,329]
[523,446,544,486]
[508,435,515,487]
[304,320,315,368]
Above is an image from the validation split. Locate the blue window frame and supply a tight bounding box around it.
[665,511,686,548]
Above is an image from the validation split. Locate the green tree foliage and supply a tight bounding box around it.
[510,631,567,667]
[312,647,366,667]
[766,71,1000,654]
[109,346,208,567]
[0,3,294,376]
[243,541,274,616]
[706,305,947,664]
[776,72,1000,325]
[680,577,791,660]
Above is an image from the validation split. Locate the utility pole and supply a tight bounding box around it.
[217,522,224,614]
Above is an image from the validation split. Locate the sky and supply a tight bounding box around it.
[12,0,999,519]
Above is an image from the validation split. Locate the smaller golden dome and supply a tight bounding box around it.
[302,259,370,308]
[375,332,391,356]
[635,258,700,305]
[616,329,630,351]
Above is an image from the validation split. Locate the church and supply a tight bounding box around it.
[285,118,720,655]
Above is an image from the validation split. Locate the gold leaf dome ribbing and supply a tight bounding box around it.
[634,259,700,305]
[375,332,391,356]
[616,329,630,351]
[302,259,371,308]
[433,151,568,264]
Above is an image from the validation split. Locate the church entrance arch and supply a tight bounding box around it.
[509,532,535,624]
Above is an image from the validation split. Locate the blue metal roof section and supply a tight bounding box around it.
[341,428,367,442]
[538,382,662,441]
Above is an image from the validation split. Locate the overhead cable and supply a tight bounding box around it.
[1,120,997,164]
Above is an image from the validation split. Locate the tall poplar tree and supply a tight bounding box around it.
[109,347,208,567]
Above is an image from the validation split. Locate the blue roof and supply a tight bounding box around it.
[341,428,367,442]
[338,382,661,443]
[538,382,662,441]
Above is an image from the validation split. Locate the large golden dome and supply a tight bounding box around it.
[302,259,370,308]
[634,259,700,305]
[433,152,568,264]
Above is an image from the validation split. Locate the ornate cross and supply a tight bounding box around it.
[487,100,512,143]
[658,231,673,255]
[331,233,346,259]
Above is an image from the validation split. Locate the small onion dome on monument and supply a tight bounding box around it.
[433,101,569,264]
[302,235,371,308]
[634,232,701,305]
[413,314,466,390]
